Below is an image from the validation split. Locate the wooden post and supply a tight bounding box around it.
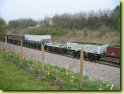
[5,36,7,50]
[80,49,83,88]
[20,40,23,56]
[41,45,45,66]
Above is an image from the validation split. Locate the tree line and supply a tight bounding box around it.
[44,5,120,31]
[8,18,37,29]
[0,17,7,34]
[0,5,120,34]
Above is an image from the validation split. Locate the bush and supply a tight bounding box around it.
[27,27,70,37]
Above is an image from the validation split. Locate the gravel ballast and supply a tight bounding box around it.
[0,41,120,88]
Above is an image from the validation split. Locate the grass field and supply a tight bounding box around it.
[0,49,114,90]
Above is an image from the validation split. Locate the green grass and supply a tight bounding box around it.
[28,27,70,36]
[0,49,115,90]
[0,58,55,90]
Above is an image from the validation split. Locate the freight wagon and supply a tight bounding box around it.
[66,42,108,60]
[25,34,51,44]
[7,34,24,45]
[106,46,120,58]
[0,34,120,63]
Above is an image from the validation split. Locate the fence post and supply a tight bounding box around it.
[5,36,7,50]
[41,45,45,68]
[80,49,83,88]
[20,40,23,56]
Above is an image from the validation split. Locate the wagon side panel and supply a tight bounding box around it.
[106,47,120,58]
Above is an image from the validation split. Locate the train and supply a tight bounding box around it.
[0,34,120,63]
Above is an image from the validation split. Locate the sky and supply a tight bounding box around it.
[0,0,120,22]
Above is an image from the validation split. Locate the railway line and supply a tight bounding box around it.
[27,45,120,68]
[1,40,120,68]
[0,34,120,68]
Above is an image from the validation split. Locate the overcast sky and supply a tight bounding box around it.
[0,0,120,22]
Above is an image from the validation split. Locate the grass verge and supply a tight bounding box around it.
[0,49,114,90]
[0,56,55,90]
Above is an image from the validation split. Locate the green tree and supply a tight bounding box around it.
[111,5,120,31]
[8,18,37,29]
[0,17,7,34]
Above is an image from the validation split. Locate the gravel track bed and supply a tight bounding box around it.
[0,42,120,88]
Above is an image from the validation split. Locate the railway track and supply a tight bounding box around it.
[1,41,120,68]
[26,45,120,68]
[46,51,120,68]
[96,60,120,68]
[99,56,120,68]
